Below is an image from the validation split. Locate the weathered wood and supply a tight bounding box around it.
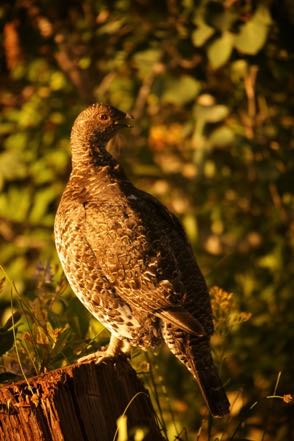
[0,357,164,441]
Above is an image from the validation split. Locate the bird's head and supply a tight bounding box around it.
[71,103,134,147]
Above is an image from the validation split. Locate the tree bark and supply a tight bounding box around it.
[0,357,165,441]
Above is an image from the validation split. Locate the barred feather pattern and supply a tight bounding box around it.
[162,324,230,417]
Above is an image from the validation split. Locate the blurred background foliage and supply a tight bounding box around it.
[0,0,293,439]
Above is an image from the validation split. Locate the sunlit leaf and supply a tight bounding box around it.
[182,213,198,241]
[49,71,67,90]
[195,103,229,123]
[108,77,134,110]
[209,126,235,147]
[2,312,21,331]
[234,5,272,55]
[192,21,214,46]
[133,49,161,78]
[230,59,249,82]
[205,3,237,32]
[258,251,281,271]
[29,187,58,222]
[28,59,50,83]
[78,57,91,70]
[97,18,126,34]
[208,31,234,69]
[0,187,31,220]
[0,151,27,189]
[4,132,28,151]
[162,75,200,105]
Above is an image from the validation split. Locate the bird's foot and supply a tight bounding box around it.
[76,335,130,365]
[76,349,112,365]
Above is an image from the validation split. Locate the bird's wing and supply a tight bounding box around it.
[129,187,213,334]
[133,188,191,245]
[82,187,213,336]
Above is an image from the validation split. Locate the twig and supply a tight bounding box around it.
[244,65,258,139]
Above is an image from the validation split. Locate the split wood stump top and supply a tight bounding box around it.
[0,357,165,441]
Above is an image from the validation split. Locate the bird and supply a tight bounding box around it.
[54,103,230,417]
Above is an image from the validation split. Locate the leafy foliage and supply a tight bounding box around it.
[0,0,293,439]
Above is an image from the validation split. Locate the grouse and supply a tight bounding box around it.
[54,103,230,417]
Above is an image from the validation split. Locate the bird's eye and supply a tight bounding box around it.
[99,113,109,121]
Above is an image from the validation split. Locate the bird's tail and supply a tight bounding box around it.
[162,326,230,417]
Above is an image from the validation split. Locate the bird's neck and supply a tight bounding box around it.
[70,129,118,176]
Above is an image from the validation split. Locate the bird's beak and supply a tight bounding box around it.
[113,112,134,129]
[123,113,134,128]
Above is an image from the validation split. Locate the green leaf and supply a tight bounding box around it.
[230,59,249,82]
[0,187,30,221]
[0,151,27,189]
[108,77,134,110]
[4,133,28,151]
[133,49,161,78]
[2,312,21,331]
[0,122,15,135]
[49,71,67,90]
[98,18,126,35]
[208,32,234,69]
[209,126,235,147]
[28,59,50,83]
[192,21,214,47]
[78,57,91,70]
[258,251,281,271]
[183,213,198,241]
[234,5,272,55]
[205,3,237,32]
[29,187,57,222]
[162,75,201,105]
[195,104,229,123]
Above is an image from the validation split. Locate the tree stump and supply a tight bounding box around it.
[0,357,165,441]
